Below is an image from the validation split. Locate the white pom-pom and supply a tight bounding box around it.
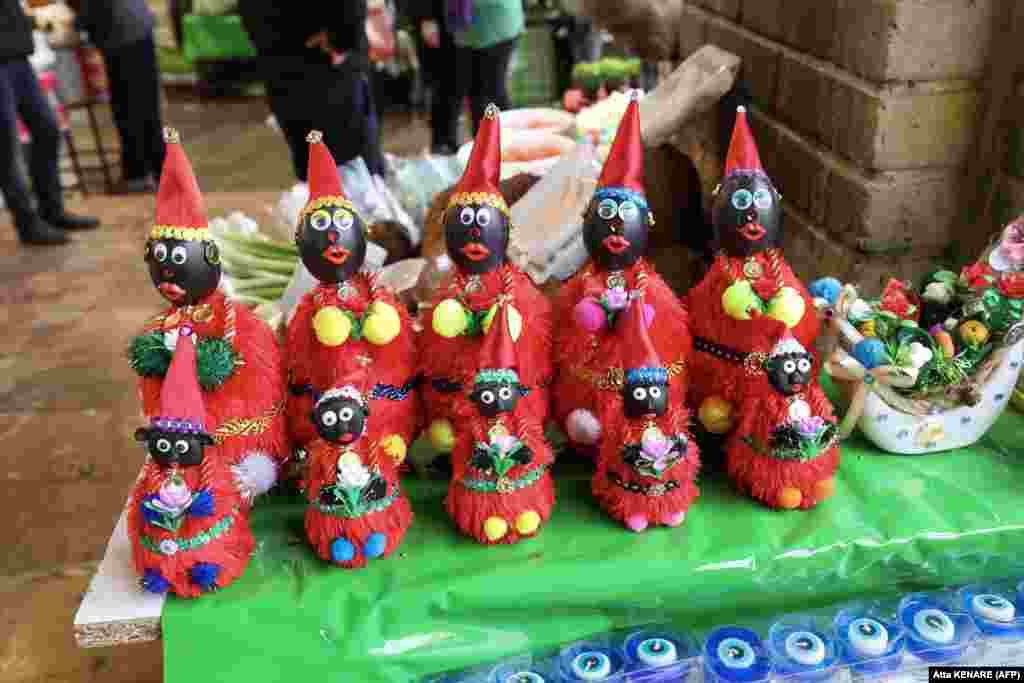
[232,451,278,500]
[566,409,601,446]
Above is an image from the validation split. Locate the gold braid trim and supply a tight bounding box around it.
[298,196,362,224]
[571,359,686,392]
[149,226,210,241]
[446,192,510,218]
[212,401,285,444]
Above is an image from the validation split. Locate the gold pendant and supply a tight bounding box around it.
[607,272,626,289]
[743,258,763,278]
[190,304,214,324]
[464,276,481,294]
[496,477,514,494]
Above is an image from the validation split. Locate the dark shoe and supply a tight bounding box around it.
[16,217,69,246]
[40,211,100,231]
[116,176,157,194]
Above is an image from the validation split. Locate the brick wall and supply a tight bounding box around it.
[991,76,1024,230]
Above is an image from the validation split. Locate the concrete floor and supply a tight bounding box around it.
[0,92,432,683]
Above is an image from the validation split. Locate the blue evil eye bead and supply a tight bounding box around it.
[769,622,837,681]
[704,627,771,683]
[719,638,756,669]
[571,652,611,680]
[503,673,545,683]
[899,594,973,664]
[847,618,889,658]
[783,631,826,666]
[490,655,555,683]
[960,585,1024,639]
[913,609,955,645]
[636,637,678,667]
[622,628,696,682]
[972,594,1016,623]
[834,607,904,675]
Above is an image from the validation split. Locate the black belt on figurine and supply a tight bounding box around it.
[694,337,767,375]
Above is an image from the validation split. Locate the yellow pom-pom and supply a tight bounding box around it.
[699,396,734,435]
[312,306,352,346]
[515,510,541,535]
[481,303,523,341]
[432,299,469,338]
[428,419,455,453]
[363,301,402,345]
[381,434,407,464]
[722,281,762,321]
[767,287,806,328]
[483,516,509,541]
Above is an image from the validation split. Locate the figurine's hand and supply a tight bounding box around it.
[188,490,215,517]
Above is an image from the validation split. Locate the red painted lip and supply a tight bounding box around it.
[339,433,356,443]
[603,235,631,254]
[740,222,767,241]
[791,383,805,392]
[158,282,186,302]
[461,243,491,261]
[323,246,351,265]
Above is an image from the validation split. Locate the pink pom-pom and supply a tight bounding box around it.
[643,304,655,327]
[566,409,601,446]
[626,514,649,532]
[575,298,607,333]
[232,451,278,501]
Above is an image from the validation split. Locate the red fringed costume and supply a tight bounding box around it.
[445,304,556,544]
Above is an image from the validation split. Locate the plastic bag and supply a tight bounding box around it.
[385,154,464,242]
[338,156,419,247]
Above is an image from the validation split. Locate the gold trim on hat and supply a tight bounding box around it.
[307,130,324,144]
[149,225,210,241]
[484,103,500,119]
[446,191,510,218]
[163,127,180,144]
[298,196,362,225]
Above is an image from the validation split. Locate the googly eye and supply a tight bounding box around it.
[797,358,812,373]
[784,631,826,667]
[171,246,188,265]
[156,438,172,453]
[333,210,354,231]
[913,608,955,645]
[320,410,338,427]
[152,242,168,262]
[648,386,662,399]
[848,618,889,658]
[973,594,1016,623]
[310,209,332,231]
[504,673,545,683]
[731,189,754,211]
[754,189,773,210]
[783,360,797,373]
[339,407,355,422]
[460,207,475,226]
[174,440,190,455]
[632,387,648,401]
[597,199,618,221]
[480,390,495,405]
[717,637,755,669]
[636,637,678,667]
[476,207,491,227]
[205,241,220,265]
[498,386,513,401]
[570,652,611,681]
[618,201,639,223]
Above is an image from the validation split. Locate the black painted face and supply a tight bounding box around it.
[134,427,213,468]
[297,205,368,284]
[623,379,668,419]
[583,192,649,270]
[312,396,368,444]
[712,172,781,257]
[767,352,813,396]
[470,380,524,418]
[445,203,508,274]
[146,238,221,306]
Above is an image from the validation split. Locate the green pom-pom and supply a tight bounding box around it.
[196,338,238,389]
[129,332,172,377]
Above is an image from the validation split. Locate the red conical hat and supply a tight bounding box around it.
[448,103,508,216]
[619,296,662,370]
[151,127,209,242]
[301,131,358,223]
[597,91,645,193]
[154,326,207,434]
[479,302,518,371]
[724,106,765,177]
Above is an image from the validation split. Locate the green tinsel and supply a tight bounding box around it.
[128,331,172,377]
[128,332,238,389]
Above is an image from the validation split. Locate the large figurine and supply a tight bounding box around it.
[303,376,413,569]
[446,303,556,544]
[130,128,287,501]
[285,131,419,465]
[420,104,553,454]
[129,326,255,597]
[592,298,700,531]
[686,107,820,439]
[553,92,691,454]
[724,321,840,509]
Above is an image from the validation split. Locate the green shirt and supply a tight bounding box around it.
[454,0,524,49]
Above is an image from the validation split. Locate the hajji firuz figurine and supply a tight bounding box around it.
[129,128,287,502]
[552,92,691,455]
[302,372,413,568]
[446,302,555,544]
[591,297,700,531]
[285,131,419,466]
[129,325,254,596]
[420,103,553,455]
[685,106,819,442]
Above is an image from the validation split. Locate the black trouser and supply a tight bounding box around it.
[452,36,518,135]
[265,62,383,181]
[413,10,460,150]
[0,57,62,233]
[102,34,166,182]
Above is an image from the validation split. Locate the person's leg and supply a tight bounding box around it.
[430,18,462,151]
[133,34,166,179]
[267,75,317,182]
[11,60,64,219]
[102,42,148,183]
[468,37,517,132]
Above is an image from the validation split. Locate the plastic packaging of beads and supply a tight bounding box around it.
[959,580,1024,666]
[557,637,626,682]
[703,626,772,683]
[833,601,905,679]
[489,653,559,683]
[898,591,980,669]
[767,614,840,683]
[619,626,699,683]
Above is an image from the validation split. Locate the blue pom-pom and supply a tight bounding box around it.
[188,490,215,517]
[140,495,161,524]
[364,533,387,559]
[852,339,890,370]
[190,562,221,591]
[331,538,355,562]
[141,569,170,594]
[809,277,842,305]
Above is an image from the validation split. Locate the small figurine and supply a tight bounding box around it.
[129,326,255,597]
[285,131,419,465]
[420,103,553,455]
[446,303,555,544]
[130,128,287,501]
[553,92,691,455]
[686,107,820,438]
[724,321,840,509]
[303,378,413,569]
[591,298,700,532]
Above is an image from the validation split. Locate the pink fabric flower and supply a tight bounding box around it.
[641,430,676,472]
[998,218,1024,268]
[604,286,628,311]
[795,416,826,438]
[156,476,192,516]
[491,434,519,455]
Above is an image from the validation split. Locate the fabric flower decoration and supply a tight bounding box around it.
[336,455,371,489]
[847,299,874,323]
[879,279,920,322]
[923,282,952,304]
[603,286,628,311]
[999,272,1024,299]
[159,539,180,556]
[795,416,826,439]
[155,476,193,516]
[640,429,674,472]
[995,218,1024,271]
[624,428,685,479]
[188,490,215,517]
[961,260,996,291]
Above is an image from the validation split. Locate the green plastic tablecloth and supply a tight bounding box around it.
[163,412,1024,683]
